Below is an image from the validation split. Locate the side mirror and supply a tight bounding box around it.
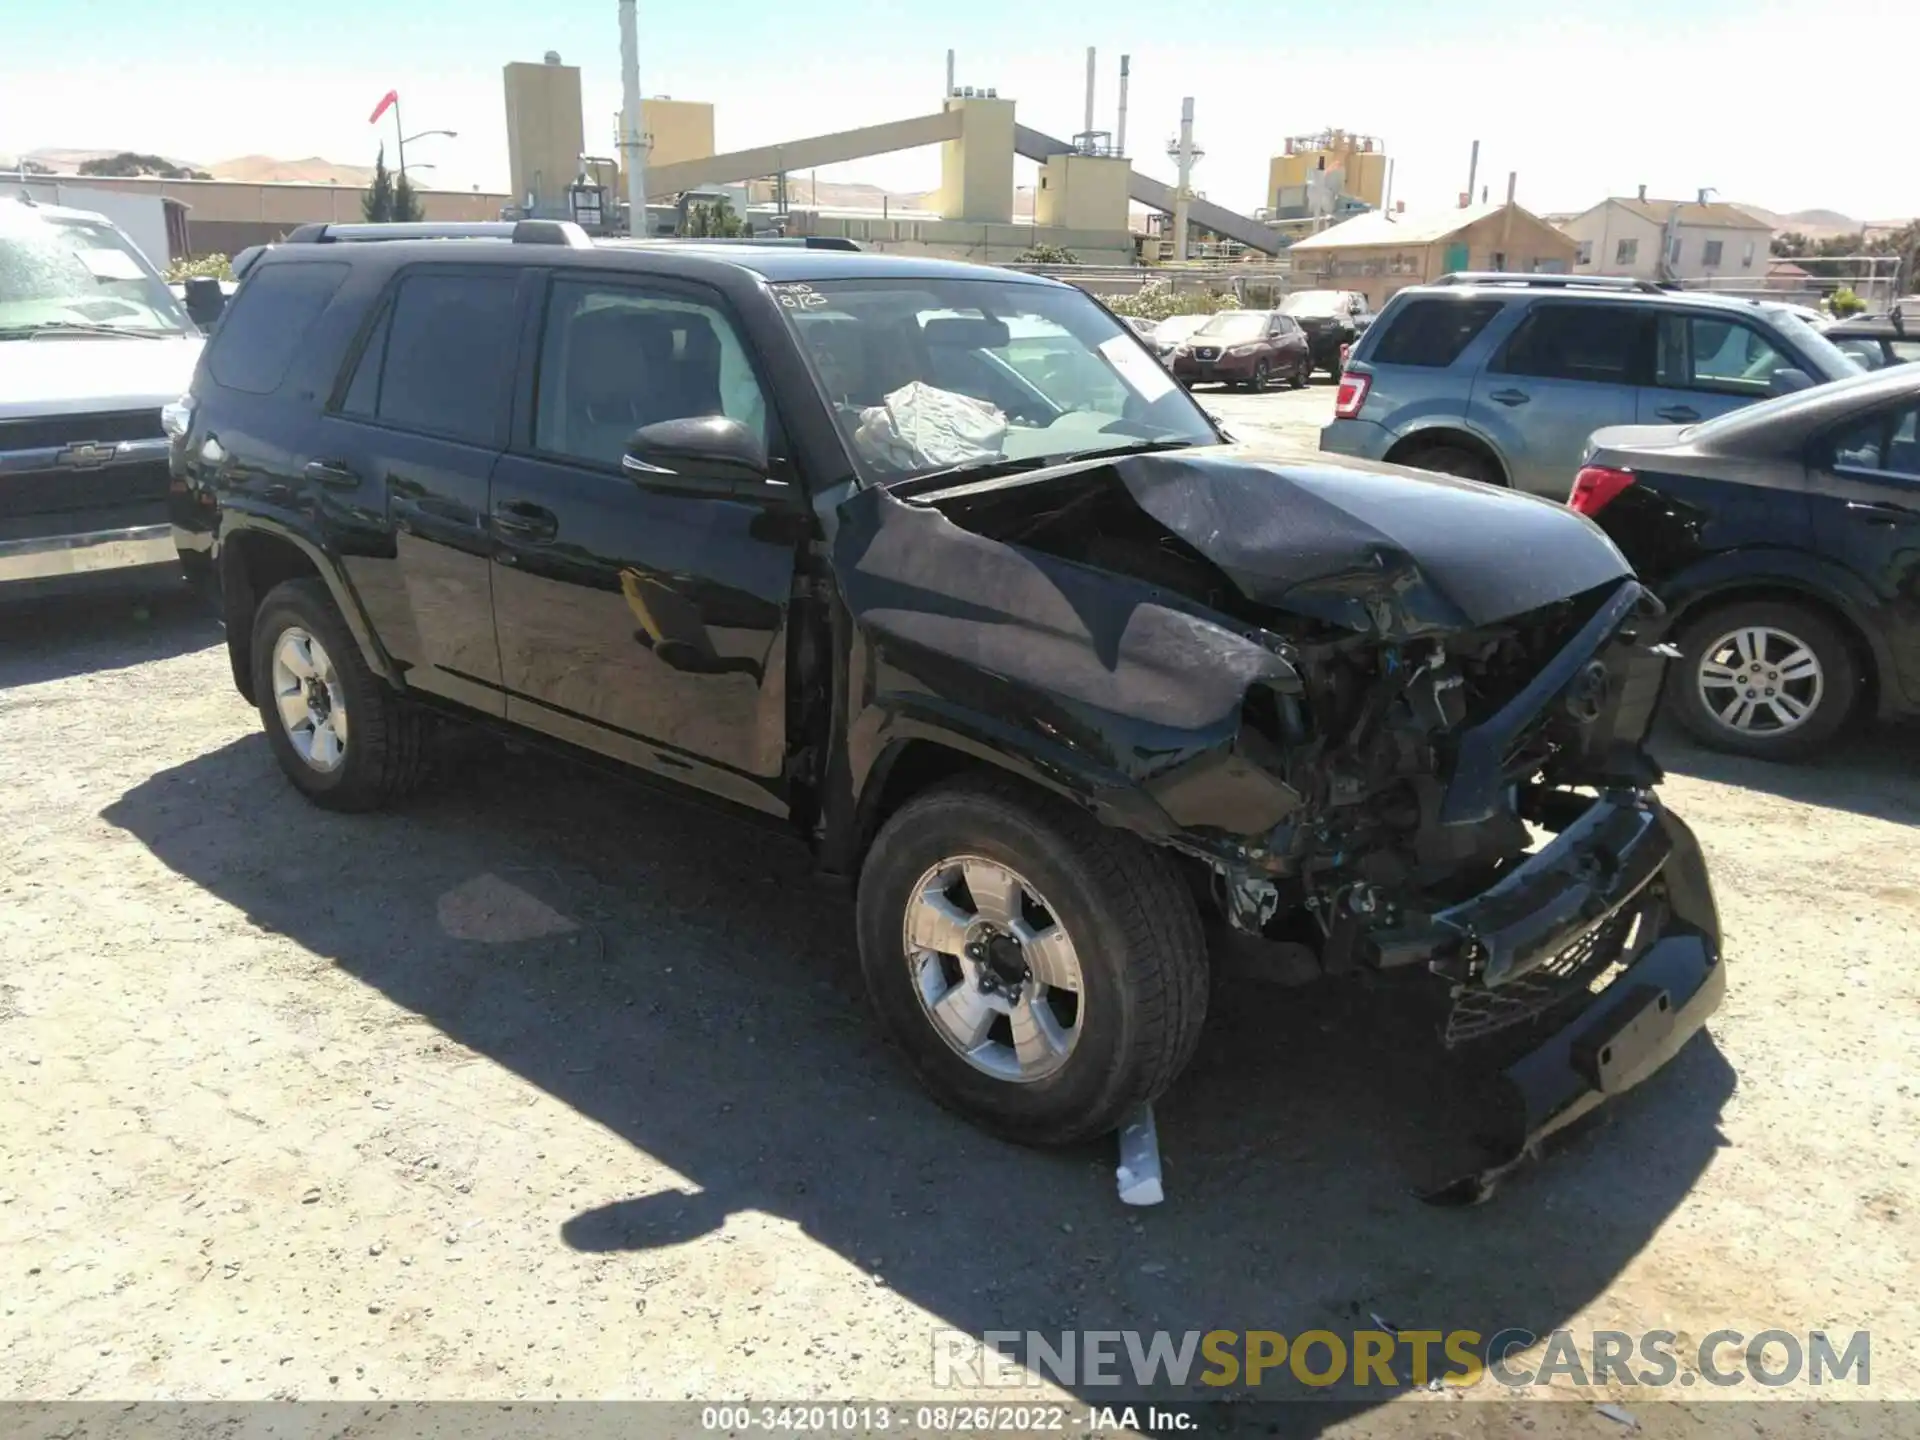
[1768,367,1816,397]
[622,415,770,488]
[182,275,227,329]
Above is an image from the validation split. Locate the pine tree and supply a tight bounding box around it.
[392,168,424,224]
[362,144,395,223]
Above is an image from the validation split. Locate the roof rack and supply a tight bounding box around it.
[1428,272,1669,295]
[276,222,861,253]
[280,219,593,248]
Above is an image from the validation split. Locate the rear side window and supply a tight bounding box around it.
[1494,303,1648,384]
[1368,298,1501,368]
[207,262,348,394]
[372,272,519,446]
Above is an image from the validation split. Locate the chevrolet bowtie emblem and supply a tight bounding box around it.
[56,441,119,469]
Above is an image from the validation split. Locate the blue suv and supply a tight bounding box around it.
[1320,274,1864,497]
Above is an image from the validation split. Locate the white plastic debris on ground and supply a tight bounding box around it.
[1116,1103,1164,1206]
[853,383,1007,473]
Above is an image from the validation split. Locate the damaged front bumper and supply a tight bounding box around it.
[1408,798,1724,1204]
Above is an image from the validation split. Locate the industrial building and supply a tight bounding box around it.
[500,46,1287,262]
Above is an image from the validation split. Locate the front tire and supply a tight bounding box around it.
[1670,599,1858,761]
[251,578,429,811]
[856,775,1209,1147]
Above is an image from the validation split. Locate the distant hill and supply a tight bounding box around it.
[210,154,376,186]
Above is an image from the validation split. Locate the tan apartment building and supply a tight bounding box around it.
[1559,193,1772,282]
[1285,201,1577,309]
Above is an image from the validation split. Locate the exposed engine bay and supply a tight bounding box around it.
[836,444,1705,1048]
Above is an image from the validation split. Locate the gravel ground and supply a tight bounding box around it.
[3,388,1917,1434]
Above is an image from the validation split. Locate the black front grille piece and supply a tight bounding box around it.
[1443,904,1643,1047]
[0,410,170,522]
[0,461,171,521]
[0,410,165,452]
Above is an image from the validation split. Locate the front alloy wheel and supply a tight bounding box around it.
[904,856,1084,1083]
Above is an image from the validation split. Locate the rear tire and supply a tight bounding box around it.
[1290,359,1308,389]
[856,774,1209,1147]
[1402,443,1501,486]
[1669,599,1858,761]
[250,578,429,811]
[1250,359,1271,392]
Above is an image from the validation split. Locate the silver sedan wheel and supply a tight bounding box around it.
[902,855,1085,1084]
[1696,624,1824,735]
[271,626,349,772]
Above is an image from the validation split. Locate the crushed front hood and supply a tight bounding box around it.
[1105,446,1634,637]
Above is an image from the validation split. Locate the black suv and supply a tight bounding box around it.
[169,221,1722,1185]
[1276,288,1370,378]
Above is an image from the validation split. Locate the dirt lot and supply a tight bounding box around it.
[4,386,1918,1432]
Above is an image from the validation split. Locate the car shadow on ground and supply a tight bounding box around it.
[103,733,1735,1407]
[1653,719,1920,827]
[0,585,219,689]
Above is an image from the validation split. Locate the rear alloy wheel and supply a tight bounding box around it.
[1404,443,1500,486]
[251,578,429,810]
[857,775,1209,1147]
[1290,358,1309,389]
[1672,600,1857,761]
[1250,358,1271,392]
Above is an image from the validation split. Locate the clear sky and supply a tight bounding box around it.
[4,0,1910,222]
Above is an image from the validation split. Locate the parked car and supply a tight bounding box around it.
[1150,312,1213,361]
[1278,288,1371,378]
[1571,363,1920,761]
[1120,315,1159,340]
[1820,301,1920,372]
[0,196,202,598]
[169,220,1722,1185]
[1321,273,1865,496]
[1165,309,1311,390]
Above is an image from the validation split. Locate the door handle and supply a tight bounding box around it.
[303,458,361,489]
[491,501,558,541]
[1655,405,1701,423]
[1846,499,1917,524]
[1487,388,1530,406]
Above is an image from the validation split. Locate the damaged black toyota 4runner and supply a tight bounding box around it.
[170,222,1724,1191]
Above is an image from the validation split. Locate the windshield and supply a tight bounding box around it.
[1195,311,1269,342]
[778,277,1218,483]
[1278,291,1346,318]
[1153,313,1213,344]
[0,206,191,336]
[1762,305,1865,380]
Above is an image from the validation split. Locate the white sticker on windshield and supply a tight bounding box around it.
[1099,333,1177,403]
[77,247,148,281]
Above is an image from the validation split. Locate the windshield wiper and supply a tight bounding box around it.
[899,436,1200,491]
[0,321,172,341]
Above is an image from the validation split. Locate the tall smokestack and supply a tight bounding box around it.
[1506,170,1517,204]
[1382,157,1394,214]
[1173,97,1196,262]
[946,49,955,97]
[1084,47,1096,146]
[1465,139,1479,208]
[619,0,645,235]
[1116,55,1130,157]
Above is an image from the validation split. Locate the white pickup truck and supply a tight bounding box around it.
[0,196,204,595]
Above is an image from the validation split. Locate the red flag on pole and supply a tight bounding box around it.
[369,90,399,125]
